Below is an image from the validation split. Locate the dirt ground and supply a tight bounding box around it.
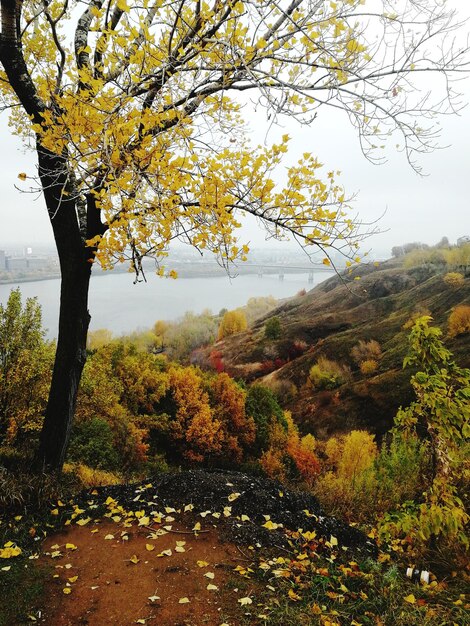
[38,520,255,626]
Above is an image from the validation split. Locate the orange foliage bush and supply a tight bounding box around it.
[351,340,382,366]
[448,305,470,338]
[168,366,223,463]
[210,373,256,463]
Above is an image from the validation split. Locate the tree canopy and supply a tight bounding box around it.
[2,0,467,272]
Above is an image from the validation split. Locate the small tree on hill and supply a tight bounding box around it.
[0,0,468,471]
[383,317,470,550]
[264,317,281,341]
[217,310,247,340]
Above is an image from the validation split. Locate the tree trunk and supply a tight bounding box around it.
[1,2,99,473]
[33,147,93,472]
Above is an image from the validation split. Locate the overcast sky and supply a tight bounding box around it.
[0,2,469,260]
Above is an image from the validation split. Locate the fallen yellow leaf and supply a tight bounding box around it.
[404,594,416,604]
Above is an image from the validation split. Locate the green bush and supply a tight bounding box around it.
[264,316,281,340]
[245,384,287,453]
[68,417,120,470]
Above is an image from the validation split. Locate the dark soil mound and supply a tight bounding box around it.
[79,469,377,557]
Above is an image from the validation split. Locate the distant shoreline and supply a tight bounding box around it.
[0,266,322,286]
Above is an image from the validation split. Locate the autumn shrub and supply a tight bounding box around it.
[351,339,382,366]
[314,431,378,521]
[286,340,308,360]
[360,359,378,375]
[444,272,465,287]
[217,309,247,340]
[63,462,121,487]
[447,304,470,338]
[263,379,298,405]
[297,288,307,297]
[259,411,319,485]
[308,356,351,390]
[209,350,224,372]
[260,447,287,482]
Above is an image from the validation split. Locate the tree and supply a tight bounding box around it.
[264,316,281,340]
[388,317,469,549]
[0,289,54,446]
[217,309,247,340]
[0,0,467,471]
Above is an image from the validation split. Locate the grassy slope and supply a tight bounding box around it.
[212,259,470,438]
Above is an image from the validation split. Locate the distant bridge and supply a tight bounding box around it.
[168,260,339,282]
[241,263,337,282]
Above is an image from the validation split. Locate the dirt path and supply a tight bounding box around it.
[38,520,255,626]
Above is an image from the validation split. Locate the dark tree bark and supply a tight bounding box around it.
[32,147,93,472]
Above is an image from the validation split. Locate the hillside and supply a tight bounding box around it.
[209,259,470,438]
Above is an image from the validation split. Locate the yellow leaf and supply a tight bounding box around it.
[65,543,77,551]
[157,549,172,557]
[104,534,114,540]
[329,535,338,546]
[288,588,302,601]
[178,597,190,604]
[68,576,78,583]
[17,172,27,181]
[62,587,72,595]
[148,595,160,602]
[145,544,155,551]
[129,554,140,564]
[197,560,209,567]
[227,492,241,502]
[322,258,331,266]
[404,594,416,604]
[238,597,253,605]
[76,518,91,526]
[207,583,218,591]
[204,572,215,579]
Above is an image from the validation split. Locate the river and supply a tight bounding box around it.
[0,270,333,338]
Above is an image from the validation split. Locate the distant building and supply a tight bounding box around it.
[6,257,28,271]
[0,250,6,270]
[457,235,470,246]
[26,257,48,269]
